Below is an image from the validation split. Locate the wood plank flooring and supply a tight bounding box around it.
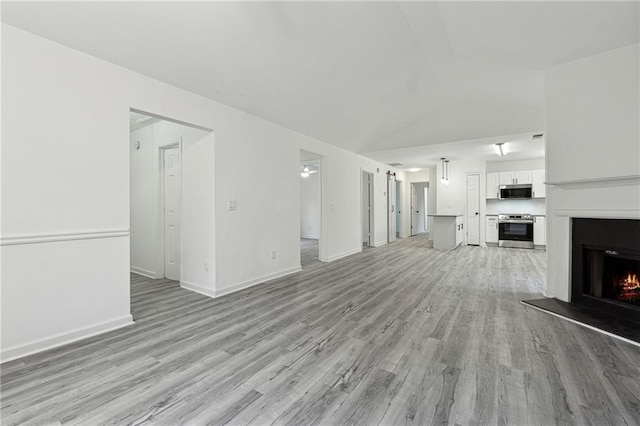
[2,236,640,425]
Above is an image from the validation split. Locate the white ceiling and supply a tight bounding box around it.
[3,1,638,161]
[365,132,545,170]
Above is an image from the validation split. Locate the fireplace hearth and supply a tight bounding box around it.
[524,218,640,345]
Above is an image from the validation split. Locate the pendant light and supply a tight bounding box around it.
[441,158,450,185]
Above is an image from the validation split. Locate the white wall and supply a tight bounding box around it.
[1,25,396,360]
[544,43,640,301]
[130,126,155,276]
[129,121,212,287]
[300,171,320,239]
[486,199,546,216]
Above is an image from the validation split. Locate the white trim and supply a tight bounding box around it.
[301,234,320,240]
[214,266,302,298]
[553,209,640,219]
[130,266,158,279]
[322,247,363,262]
[0,229,129,246]
[1,315,134,363]
[521,301,640,349]
[546,174,640,189]
[373,241,387,248]
[181,280,216,298]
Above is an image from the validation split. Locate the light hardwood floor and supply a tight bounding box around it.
[2,236,640,425]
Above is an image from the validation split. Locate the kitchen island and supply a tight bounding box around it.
[428,214,464,249]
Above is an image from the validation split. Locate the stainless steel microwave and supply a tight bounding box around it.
[499,184,532,199]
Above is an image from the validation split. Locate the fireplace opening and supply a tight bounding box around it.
[571,218,640,314]
[584,248,640,307]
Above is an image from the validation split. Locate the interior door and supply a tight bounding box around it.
[164,147,181,280]
[411,184,418,236]
[466,173,480,245]
[387,174,396,243]
[362,171,372,246]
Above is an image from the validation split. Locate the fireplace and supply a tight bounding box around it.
[572,218,640,313]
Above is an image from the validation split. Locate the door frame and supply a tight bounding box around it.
[156,138,182,280]
[465,172,481,246]
[410,181,428,236]
[361,170,374,247]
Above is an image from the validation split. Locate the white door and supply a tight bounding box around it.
[466,173,480,245]
[411,184,418,236]
[395,181,402,238]
[362,171,372,246]
[164,147,181,280]
[387,174,396,243]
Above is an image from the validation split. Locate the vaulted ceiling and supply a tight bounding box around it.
[3,1,638,158]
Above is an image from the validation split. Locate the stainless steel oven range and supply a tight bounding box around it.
[498,214,534,249]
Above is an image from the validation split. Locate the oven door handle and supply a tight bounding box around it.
[499,220,533,224]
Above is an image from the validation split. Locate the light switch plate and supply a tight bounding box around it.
[228,200,238,211]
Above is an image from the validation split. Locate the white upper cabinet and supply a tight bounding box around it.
[499,171,532,185]
[499,172,515,185]
[486,172,499,199]
[532,169,546,198]
[514,171,532,185]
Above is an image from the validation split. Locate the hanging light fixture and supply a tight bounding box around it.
[444,160,450,185]
[301,165,310,178]
[440,158,450,185]
[494,143,506,156]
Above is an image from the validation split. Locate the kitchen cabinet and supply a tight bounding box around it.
[456,216,464,246]
[486,172,500,199]
[532,169,546,198]
[533,216,546,246]
[499,171,532,185]
[486,216,498,244]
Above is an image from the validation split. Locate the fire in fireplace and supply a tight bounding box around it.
[572,218,640,312]
[612,270,640,303]
[595,250,640,306]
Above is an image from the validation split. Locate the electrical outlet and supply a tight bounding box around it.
[228,200,238,211]
[271,250,277,259]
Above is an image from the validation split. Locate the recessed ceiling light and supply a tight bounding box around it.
[408,168,420,172]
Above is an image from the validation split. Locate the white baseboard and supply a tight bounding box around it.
[373,241,387,247]
[130,266,158,279]
[181,280,216,298]
[214,266,302,298]
[1,314,134,363]
[321,247,363,262]
[301,234,319,240]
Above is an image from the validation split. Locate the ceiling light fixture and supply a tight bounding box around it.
[408,168,420,172]
[494,143,506,156]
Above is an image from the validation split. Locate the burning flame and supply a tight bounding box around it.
[617,272,640,300]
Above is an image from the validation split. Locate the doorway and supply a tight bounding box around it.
[410,182,429,236]
[387,172,397,243]
[129,111,213,287]
[395,180,402,239]
[362,170,374,247]
[466,173,480,245]
[300,150,323,267]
